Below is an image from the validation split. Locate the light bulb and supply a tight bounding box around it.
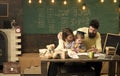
[51,0,55,3]
[64,0,67,5]
[78,0,82,3]
[82,4,86,10]
[113,0,117,3]
[39,0,42,4]
[28,0,32,4]
[119,7,120,13]
[100,0,104,3]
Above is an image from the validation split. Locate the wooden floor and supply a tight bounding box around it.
[23,74,118,76]
[0,73,116,76]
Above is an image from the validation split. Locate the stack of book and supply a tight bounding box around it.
[105,46,116,55]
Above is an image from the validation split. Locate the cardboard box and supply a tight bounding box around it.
[0,73,20,76]
[22,66,41,74]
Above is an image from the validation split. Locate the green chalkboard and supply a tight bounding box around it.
[23,0,119,34]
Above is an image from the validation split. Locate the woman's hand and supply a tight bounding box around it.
[57,32,62,39]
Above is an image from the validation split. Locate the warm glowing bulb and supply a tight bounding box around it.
[28,0,32,4]
[78,0,82,3]
[100,0,104,3]
[64,0,67,5]
[82,4,86,10]
[51,0,55,3]
[113,0,117,3]
[119,7,120,13]
[39,0,42,4]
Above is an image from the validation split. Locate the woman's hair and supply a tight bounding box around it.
[62,28,74,41]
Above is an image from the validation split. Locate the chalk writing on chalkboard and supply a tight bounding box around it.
[36,5,90,33]
[0,3,8,17]
[23,0,119,34]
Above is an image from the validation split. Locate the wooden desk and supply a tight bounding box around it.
[41,55,120,76]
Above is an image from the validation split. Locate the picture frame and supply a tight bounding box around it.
[0,3,9,17]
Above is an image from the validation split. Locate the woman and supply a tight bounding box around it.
[55,28,75,50]
[48,28,75,76]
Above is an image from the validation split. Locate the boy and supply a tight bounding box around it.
[72,31,86,53]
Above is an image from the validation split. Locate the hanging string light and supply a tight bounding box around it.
[119,4,120,13]
[38,0,42,4]
[82,3,86,10]
[113,0,117,3]
[27,0,119,12]
[63,0,67,5]
[28,0,32,4]
[27,0,119,5]
[100,0,104,3]
[51,0,55,3]
[78,0,82,3]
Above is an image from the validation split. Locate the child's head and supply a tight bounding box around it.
[62,28,74,42]
[75,31,85,44]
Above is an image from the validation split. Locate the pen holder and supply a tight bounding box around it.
[88,51,94,59]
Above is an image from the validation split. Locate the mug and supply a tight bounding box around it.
[88,51,94,59]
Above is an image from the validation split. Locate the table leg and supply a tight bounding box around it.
[108,61,116,76]
[117,61,120,76]
[40,62,48,76]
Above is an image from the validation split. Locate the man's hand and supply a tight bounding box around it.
[87,46,98,53]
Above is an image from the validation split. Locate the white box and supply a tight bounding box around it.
[0,73,20,76]
[22,66,41,74]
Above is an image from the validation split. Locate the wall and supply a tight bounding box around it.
[22,34,58,53]
[0,0,23,28]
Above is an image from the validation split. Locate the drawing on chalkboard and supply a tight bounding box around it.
[0,3,9,17]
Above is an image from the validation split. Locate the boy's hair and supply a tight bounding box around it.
[75,31,85,39]
[62,28,74,41]
[89,19,99,29]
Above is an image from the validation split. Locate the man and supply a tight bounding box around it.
[73,19,102,76]
[74,19,102,52]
